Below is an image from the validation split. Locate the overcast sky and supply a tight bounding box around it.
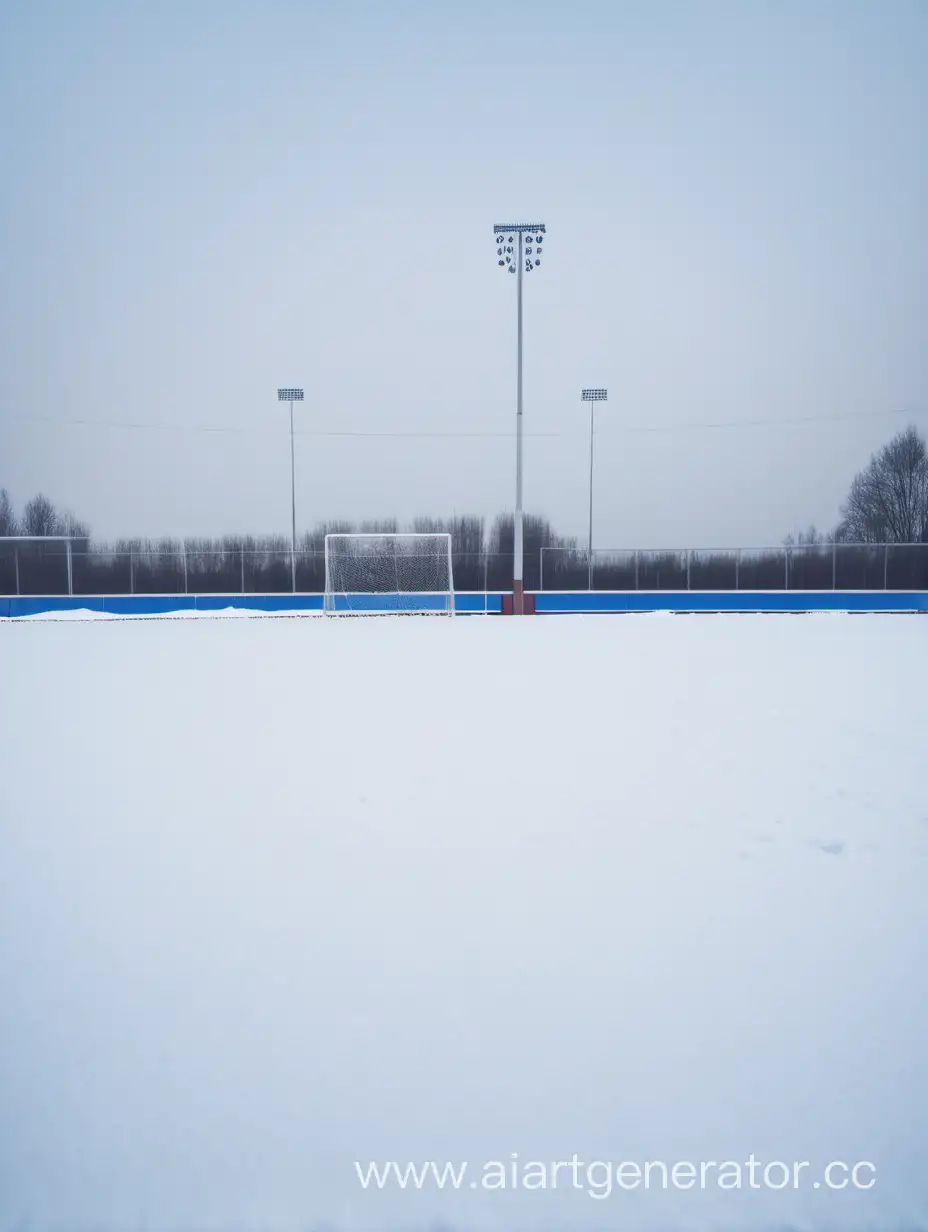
[0,0,925,549]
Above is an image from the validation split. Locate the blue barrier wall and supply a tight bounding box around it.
[0,593,504,617]
[1,591,926,618]
[535,590,928,613]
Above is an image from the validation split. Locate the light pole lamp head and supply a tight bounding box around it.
[494,223,545,273]
[582,389,608,401]
[277,388,304,401]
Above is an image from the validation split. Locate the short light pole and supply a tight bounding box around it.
[582,388,608,590]
[494,222,545,613]
[277,387,304,592]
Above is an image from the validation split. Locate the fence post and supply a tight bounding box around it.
[14,547,19,596]
[182,545,188,594]
[540,547,544,593]
[785,546,789,590]
[832,541,837,590]
[483,550,489,615]
[884,543,889,590]
[241,546,245,595]
[66,541,73,596]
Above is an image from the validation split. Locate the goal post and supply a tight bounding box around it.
[324,533,455,615]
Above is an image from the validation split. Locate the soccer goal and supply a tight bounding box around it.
[324,533,455,615]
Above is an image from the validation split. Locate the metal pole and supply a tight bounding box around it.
[587,398,595,591]
[784,546,789,590]
[735,548,741,591]
[241,545,245,595]
[129,548,134,595]
[832,540,837,590]
[884,543,889,590]
[14,546,19,596]
[182,544,188,594]
[634,549,639,591]
[66,540,73,596]
[290,401,297,594]
[686,549,691,590]
[513,230,524,613]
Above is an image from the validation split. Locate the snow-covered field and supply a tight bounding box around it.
[1,613,927,1231]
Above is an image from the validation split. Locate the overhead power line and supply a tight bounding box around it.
[8,414,559,439]
[5,407,921,439]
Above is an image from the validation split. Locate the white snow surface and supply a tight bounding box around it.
[3,606,321,620]
[1,613,927,1231]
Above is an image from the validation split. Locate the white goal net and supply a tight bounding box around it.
[324,533,455,615]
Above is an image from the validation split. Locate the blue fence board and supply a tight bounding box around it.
[535,590,928,613]
[8,597,107,617]
[456,593,503,613]
[3,591,926,618]
[104,595,196,615]
[193,594,324,613]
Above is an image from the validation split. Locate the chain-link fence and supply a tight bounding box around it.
[0,543,517,597]
[2,539,927,596]
[539,544,928,592]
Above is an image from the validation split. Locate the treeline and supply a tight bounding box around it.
[2,424,927,595]
[0,510,576,595]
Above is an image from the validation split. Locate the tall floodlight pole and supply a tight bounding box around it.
[278,387,304,592]
[494,222,545,613]
[582,389,608,590]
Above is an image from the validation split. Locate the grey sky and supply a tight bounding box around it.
[1,0,925,549]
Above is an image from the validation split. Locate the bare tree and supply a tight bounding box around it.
[0,489,17,536]
[784,525,825,547]
[59,509,90,540]
[21,493,62,537]
[839,426,928,543]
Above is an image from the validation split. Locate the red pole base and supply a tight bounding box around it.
[503,584,534,614]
